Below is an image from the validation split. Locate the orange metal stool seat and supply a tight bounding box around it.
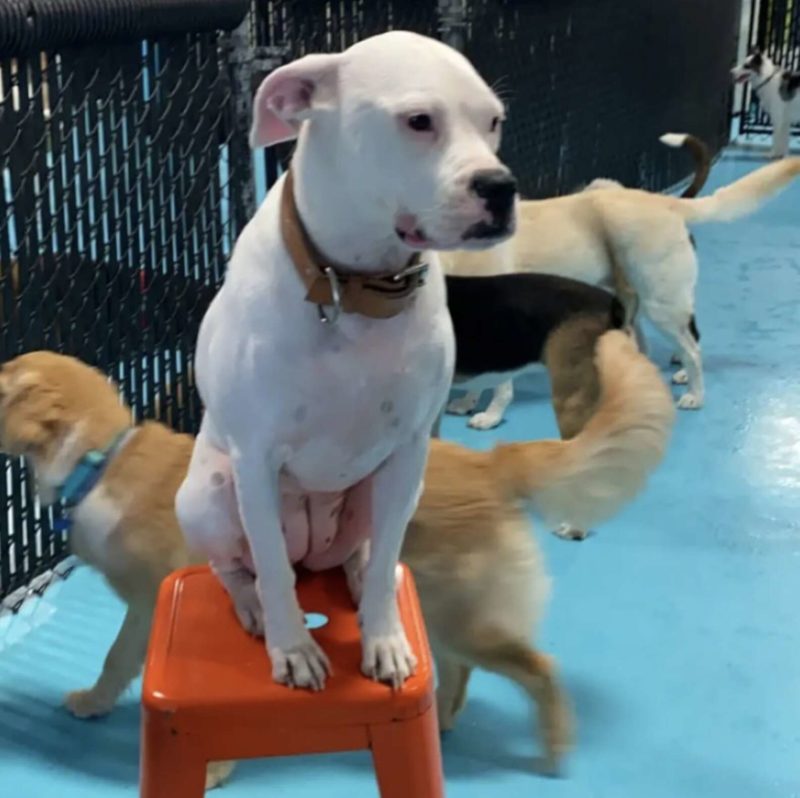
[140,565,444,797]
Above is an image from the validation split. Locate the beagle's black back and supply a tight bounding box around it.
[446,272,624,377]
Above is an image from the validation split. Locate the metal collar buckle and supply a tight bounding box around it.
[318,266,343,324]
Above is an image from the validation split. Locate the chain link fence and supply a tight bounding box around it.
[0,1,250,606]
[1,0,742,605]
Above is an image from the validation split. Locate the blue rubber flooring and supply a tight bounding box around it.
[1,150,799,797]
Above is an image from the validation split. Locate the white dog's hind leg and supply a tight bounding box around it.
[447,390,480,416]
[649,316,704,409]
[469,380,513,430]
[359,435,430,688]
[175,430,263,635]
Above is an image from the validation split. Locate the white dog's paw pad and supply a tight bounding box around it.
[446,395,478,416]
[362,633,417,689]
[468,411,502,430]
[553,523,589,541]
[205,761,235,790]
[672,368,689,385]
[64,688,115,718]
[677,393,703,410]
[270,638,331,691]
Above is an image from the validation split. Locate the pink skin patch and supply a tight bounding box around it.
[278,475,374,572]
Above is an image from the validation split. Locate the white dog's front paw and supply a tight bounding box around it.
[468,411,502,430]
[553,523,589,541]
[447,394,478,416]
[677,392,703,410]
[362,631,417,688]
[672,368,688,385]
[270,634,331,691]
[64,688,116,719]
[232,582,264,637]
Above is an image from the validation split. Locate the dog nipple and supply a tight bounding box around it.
[380,400,394,414]
[210,472,225,488]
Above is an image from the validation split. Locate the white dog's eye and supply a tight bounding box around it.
[490,116,502,133]
[407,114,434,133]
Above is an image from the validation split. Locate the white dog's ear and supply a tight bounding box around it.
[250,53,343,148]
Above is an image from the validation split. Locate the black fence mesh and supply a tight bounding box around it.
[462,0,741,197]
[0,6,249,603]
[738,0,800,136]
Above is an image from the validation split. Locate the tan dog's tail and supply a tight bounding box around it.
[659,133,712,198]
[673,157,800,223]
[493,330,675,530]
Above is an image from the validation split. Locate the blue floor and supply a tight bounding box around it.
[1,150,799,797]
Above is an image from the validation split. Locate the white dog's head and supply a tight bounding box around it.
[250,31,517,252]
[731,48,775,85]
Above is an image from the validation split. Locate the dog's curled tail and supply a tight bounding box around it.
[659,132,712,198]
[494,331,675,530]
[676,156,800,223]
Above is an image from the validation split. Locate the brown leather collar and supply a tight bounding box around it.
[280,170,428,322]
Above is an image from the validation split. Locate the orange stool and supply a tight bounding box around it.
[140,565,444,797]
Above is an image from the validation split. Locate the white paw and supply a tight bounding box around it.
[232,582,264,637]
[553,523,589,541]
[446,394,478,416]
[270,634,331,691]
[64,688,115,718]
[677,392,703,410]
[362,631,417,689]
[468,411,502,430]
[672,368,688,385]
[205,760,235,790]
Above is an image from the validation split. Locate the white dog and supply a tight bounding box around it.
[175,31,516,690]
[733,49,799,158]
[443,152,800,411]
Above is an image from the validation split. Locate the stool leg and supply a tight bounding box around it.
[140,711,206,798]
[370,707,445,798]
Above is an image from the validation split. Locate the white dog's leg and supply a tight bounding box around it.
[770,113,791,159]
[633,321,649,355]
[230,445,331,691]
[469,380,513,430]
[447,390,480,416]
[359,435,429,688]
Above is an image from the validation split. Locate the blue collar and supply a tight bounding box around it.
[54,429,133,532]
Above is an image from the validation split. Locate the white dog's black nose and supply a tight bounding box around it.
[470,169,517,217]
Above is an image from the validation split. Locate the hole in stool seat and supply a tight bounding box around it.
[304,612,329,630]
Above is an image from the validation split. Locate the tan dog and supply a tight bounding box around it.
[0,331,673,772]
[0,352,232,790]
[444,151,800,411]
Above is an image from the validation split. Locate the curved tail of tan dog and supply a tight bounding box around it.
[674,156,800,223]
[493,330,675,530]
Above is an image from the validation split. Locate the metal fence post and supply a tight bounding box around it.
[225,16,258,222]
[438,0,467,51]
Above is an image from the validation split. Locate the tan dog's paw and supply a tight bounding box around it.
[64,688,115,719]
[553,523,589,541]
[362,631,417,689]
[205,760,235,790]
[540,698,573,776]
[270,636,331,691]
